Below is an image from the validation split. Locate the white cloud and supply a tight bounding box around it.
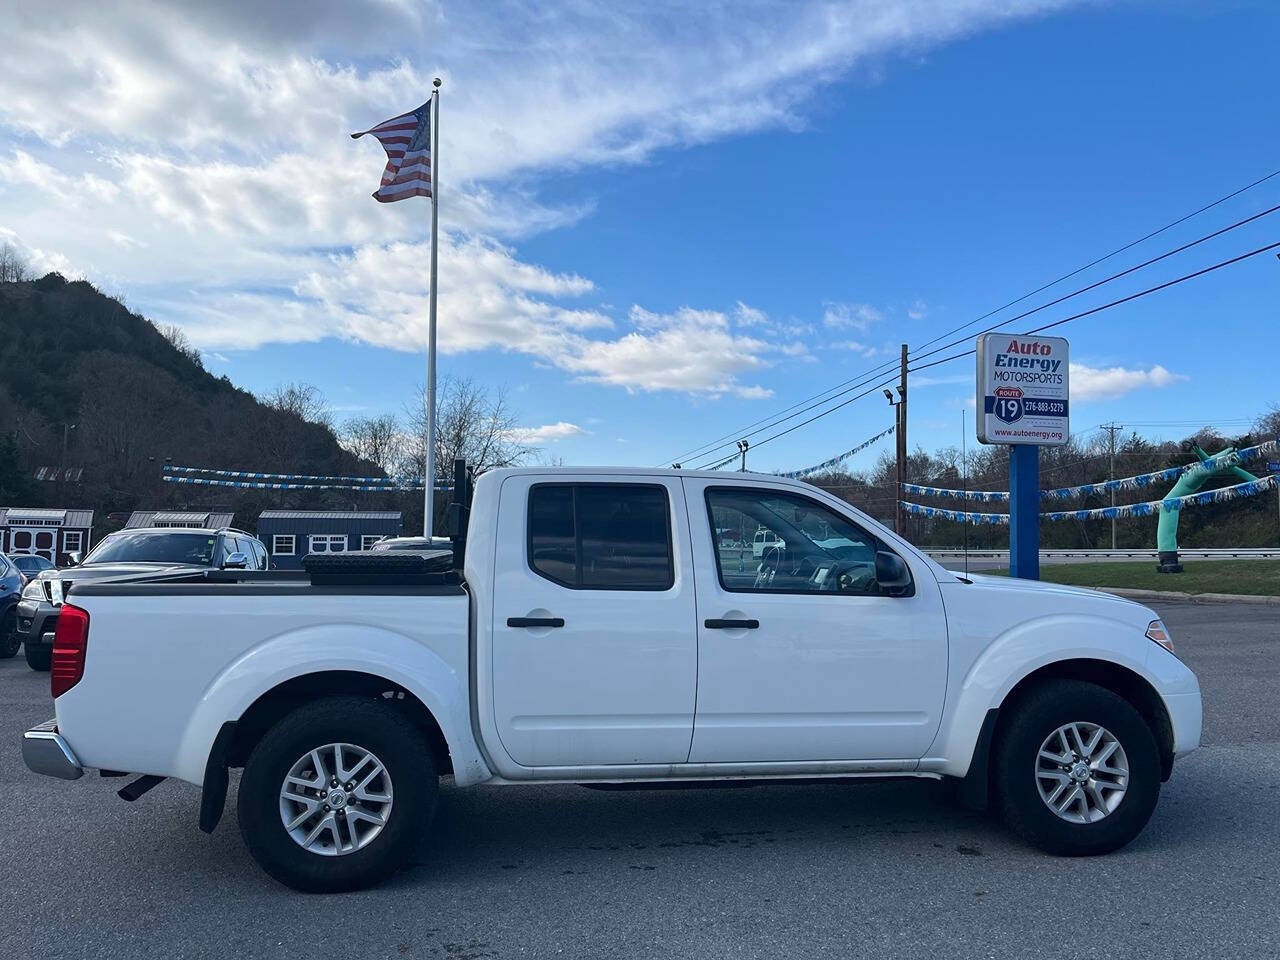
[735,302,769,327]
[908,299,927,321]
[824,302,885,330]
[834,339,881,358]
[1069,363,1187,403]
[507,421,588,444]
[0,0,1084,398]
[562,306,777,397]
[912,373,970,387]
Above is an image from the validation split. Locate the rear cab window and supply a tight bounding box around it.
[528,483,674,590]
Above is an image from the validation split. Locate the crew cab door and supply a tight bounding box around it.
[683,478,948,763]
[490,474,698,767]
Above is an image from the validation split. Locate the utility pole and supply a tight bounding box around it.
[1101,422,1123,549]
[895,343,908,536]
[737,439,749,472]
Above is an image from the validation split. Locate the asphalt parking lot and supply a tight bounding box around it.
[2,599,1277,960]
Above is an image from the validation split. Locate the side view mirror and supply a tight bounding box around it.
[223,551,250,570]
[66,552,81,567]
[874,550,912,596]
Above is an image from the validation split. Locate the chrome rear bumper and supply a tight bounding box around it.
[22,719,84,780]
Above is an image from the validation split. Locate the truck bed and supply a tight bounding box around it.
[56,571,473,786]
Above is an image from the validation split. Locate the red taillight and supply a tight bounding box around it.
[51,603,89,699]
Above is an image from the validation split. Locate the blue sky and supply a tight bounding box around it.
[2,0,1277,474]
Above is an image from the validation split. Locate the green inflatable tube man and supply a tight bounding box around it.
[1156,444,1258,573]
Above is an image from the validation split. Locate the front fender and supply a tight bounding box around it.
[174,622,490,787]
[924,612,1198,779]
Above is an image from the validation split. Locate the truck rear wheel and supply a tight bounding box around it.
[237,695,437,892]
[995,679,1161,856]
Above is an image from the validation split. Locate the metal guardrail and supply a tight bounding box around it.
[925,548,1280,560]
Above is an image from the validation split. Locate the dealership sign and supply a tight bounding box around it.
[976,333,1069,446]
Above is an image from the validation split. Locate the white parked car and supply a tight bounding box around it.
[751,525,784,558]
[23,467,1201,892]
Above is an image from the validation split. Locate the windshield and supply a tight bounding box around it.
[83,531,219,566]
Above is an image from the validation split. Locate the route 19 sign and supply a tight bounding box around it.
[976,333,1069,446]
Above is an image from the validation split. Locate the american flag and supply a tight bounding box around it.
[350,101,432,203]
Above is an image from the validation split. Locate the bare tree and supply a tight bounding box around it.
[0,241,30,283]
[156,322,204,368]
[402,376,536,482]
[260,382,334,431]
[342,414,405,474]
[1257,404,1280,441]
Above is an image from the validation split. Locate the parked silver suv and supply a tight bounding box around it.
[16,526,267,671]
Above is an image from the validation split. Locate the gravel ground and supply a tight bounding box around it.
[1,599,1276,960]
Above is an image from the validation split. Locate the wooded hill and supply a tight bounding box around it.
[0,273,393,536]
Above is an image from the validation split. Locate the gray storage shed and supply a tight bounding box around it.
[0,507,94,566]
[257,511,403,570]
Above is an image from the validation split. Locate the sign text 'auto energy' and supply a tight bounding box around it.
[975,333,1069,446]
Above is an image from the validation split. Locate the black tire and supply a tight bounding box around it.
[0,610,19,659]
[237,696,437,893]
[995,679,1161,856]
[24,641,50,671]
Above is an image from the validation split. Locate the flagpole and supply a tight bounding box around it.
[424,78,441,538]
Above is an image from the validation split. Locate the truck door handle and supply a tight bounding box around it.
[507,617,565,628]
[704,618,759,629]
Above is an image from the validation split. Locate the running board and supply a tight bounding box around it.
[117,775,165,802]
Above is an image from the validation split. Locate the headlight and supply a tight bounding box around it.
[1146,619,1174,654]
[21,579,45,601]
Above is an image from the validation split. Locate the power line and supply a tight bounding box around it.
[717,376,900,459]
[760,240,1278,462]
[908,202,1280,367]
[672,170,1280,470]
[911,165,1280,354]
[662,355,899,466]
[906,239,1280,376]
[1085,417,1257,429]
[684,362,900,469]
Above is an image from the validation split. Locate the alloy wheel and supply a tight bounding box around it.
[278,742,394,856]
[1035,721,1129,824]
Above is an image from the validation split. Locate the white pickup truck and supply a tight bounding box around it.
[23,466,1201,892]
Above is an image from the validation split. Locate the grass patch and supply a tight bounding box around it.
[992,558,1280,596]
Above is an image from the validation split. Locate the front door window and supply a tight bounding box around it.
[706,488,889,595]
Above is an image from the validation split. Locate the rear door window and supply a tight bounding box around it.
[528,483,674,590]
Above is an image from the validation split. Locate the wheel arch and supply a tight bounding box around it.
[959,657,1175,811]
[228,669,452,774]
[996,658,1175,780]
[199,669,455,835]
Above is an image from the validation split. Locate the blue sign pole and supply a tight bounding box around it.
[1009,444,1040,579]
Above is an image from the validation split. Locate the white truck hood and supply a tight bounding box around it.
[957,572,1142,607]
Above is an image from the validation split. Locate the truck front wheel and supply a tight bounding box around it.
[995,679,1161,856]
[237,696,437,892]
